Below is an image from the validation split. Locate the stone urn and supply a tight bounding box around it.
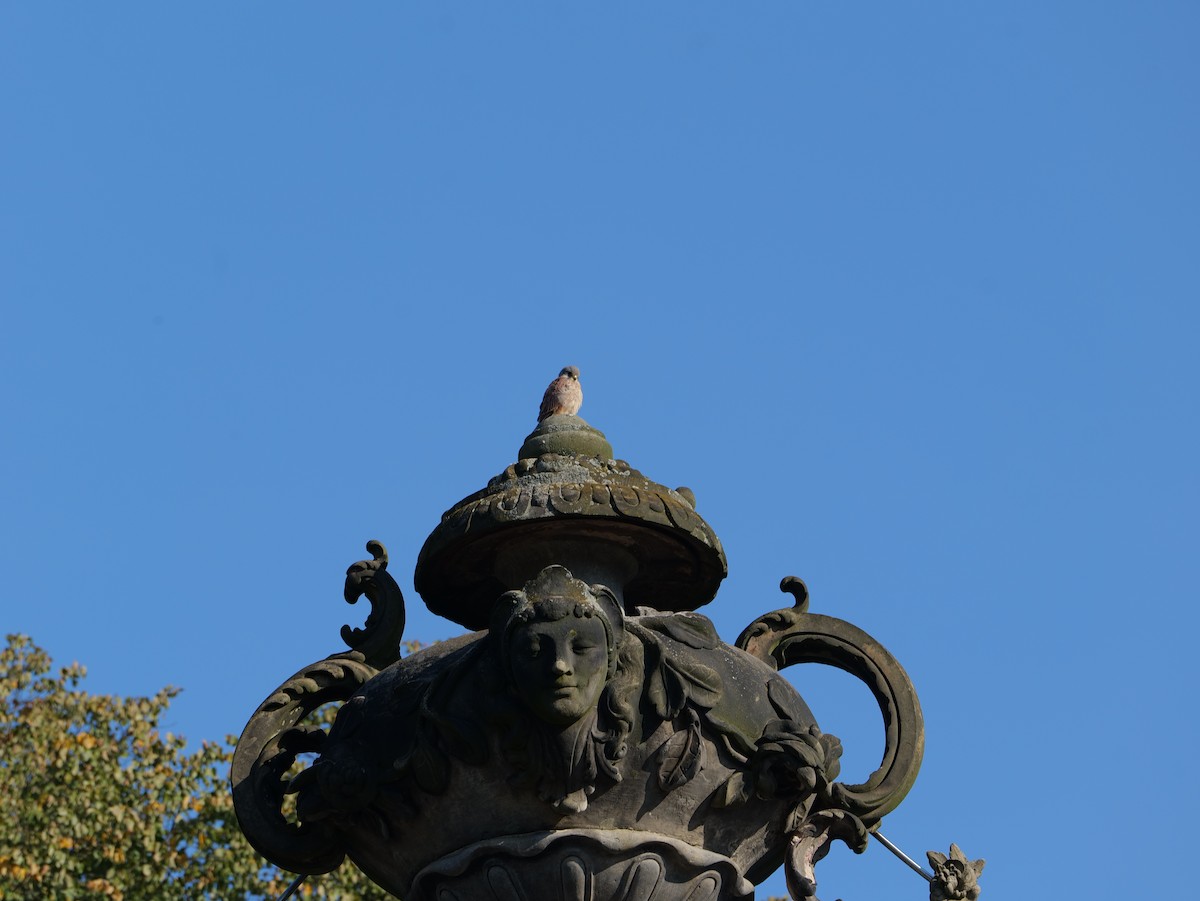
[233,408,925,900]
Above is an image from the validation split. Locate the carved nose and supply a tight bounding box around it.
[552,658,571,675]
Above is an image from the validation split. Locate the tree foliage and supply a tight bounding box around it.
[0,634,390,900]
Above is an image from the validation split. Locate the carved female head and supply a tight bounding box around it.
[494,566,623,728]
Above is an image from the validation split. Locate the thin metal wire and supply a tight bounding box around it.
[277,873,307,900]
[872,830,934,882]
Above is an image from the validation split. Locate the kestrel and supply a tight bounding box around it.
[538,366,583,421]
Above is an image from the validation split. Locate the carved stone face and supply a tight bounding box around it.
[507,609,609,726]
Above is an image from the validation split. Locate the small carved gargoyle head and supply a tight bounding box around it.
[927,843,985,901]
[494,566,624,727]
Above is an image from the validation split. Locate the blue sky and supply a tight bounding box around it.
[2,4,1196,898]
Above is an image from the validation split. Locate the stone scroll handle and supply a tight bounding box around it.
[231,541,406,875]
[735,576,924,827]
[340,539,407,671]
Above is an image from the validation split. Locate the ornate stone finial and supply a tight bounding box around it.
[539,365,583,421]
[927,844,985,901]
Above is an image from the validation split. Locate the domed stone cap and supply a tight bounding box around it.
[414,415,727,630]
[519,413,614,459]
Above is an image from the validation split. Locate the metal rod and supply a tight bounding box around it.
[278,874,307,900]
[872,830,934,882]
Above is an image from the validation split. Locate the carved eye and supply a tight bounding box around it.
[572,641,596,654]
[523,639,542,658]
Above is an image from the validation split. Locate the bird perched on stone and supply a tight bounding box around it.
[538,366,583,421]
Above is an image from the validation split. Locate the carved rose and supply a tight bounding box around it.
[753,720,843,801]
[713,718,844,812]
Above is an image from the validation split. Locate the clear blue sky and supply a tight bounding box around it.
[3,4,1196,899]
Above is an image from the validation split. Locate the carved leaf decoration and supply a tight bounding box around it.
[592,726,622,783]
[646,667,684,721]
[409,722,450,796]
[642,641,681,721]
[784,796,816,835]
[712,770,752,809]
[645,654,723,720]
[567,708,601,788]
[759,722,825,770]
[671,657,723,707]
[703,711,759,761]
[391,680,425,718]
[430,714,488,767]
[421,652,489,767]
[389,742,415,777]
[656,709,703,792]
[820,733,842,782]
[637,612,721,650]
[323,694,368,747]
[632,620,724,722]
[766,676,802,720]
